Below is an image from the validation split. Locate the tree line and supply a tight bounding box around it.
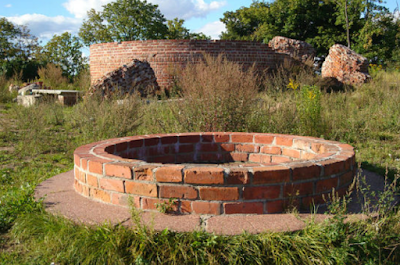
[1,0,399,83]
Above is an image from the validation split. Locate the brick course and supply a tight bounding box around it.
[74,132,356,215]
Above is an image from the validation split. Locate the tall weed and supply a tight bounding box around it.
[37,63,69,89]
[173,54,259,132]
[69,94,142,145]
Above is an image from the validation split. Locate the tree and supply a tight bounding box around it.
[220,0,399,63]
[79,0,168,46]
[166,18,211,40]
[42,32,87,79]
[0,17,41,80]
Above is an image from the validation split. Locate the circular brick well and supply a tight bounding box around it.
[74,133,356,215]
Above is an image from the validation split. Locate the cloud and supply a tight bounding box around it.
[5,4,12,8]
[7,14,81,40]
[195,20,225,39]
[63,0,111,19]
[63,0,226,20]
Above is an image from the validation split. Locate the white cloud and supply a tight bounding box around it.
[5,4,12,8]
[63,0,112,19]
[62,0,226,20]
[195,20,225,39]
[7,14,81,40]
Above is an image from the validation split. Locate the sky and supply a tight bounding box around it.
[1,0,399,44]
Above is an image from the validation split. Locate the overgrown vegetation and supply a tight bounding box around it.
[0,60,399,264]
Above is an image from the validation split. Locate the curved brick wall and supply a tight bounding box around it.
[90,40,284,90]
[74,133,356,215]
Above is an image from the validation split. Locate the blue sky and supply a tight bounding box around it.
[1,0,398,43]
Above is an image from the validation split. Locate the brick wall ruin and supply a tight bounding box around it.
[90,39,298,91]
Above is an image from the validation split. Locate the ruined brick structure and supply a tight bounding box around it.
[90,40,290,91]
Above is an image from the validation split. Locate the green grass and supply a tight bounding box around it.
[0,64,400,264]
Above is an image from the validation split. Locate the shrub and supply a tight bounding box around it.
[37,63,69,89]
[172,54,259,132]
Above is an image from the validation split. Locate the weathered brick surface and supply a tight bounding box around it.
[192,201,221,215]
[105,163,132,179]
[199,187,239,201]
[184,167,224,184]
[224,202,264,214]
[74,132,355,215]
[125,181,157,197]
[156,166,184,183]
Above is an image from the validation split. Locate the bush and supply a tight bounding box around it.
[37,63,69,89]
[172,54,259,132]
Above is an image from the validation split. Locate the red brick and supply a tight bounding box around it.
[129,139,143,148]
[199,153,222,162]
[115,142,128,152]
[227,169,249,184]
[253,166,290,184]
[105,163,132,179]
[338,144,354,152]
[152,156,175,163]
[291,163,321,181]
[184,167,224,184]
[228,152,249,162]
[91,188,111,203]
[179,135,200,143]
[176,154,195,163]
[160,136,178,144]
[235,144,259,153]
[214,134,230,142]
[254,135,274,144]
[231,133,253,143]
[192,201,221,215]
[220,143,234,152]
[75,168,86,183]
[282,148,301,158]
[224,202,264,214]
[302,153,316,159]
[155,166,184,183]
[74,154,80,167]
[319,159,345,176]
[145,137,159,146]
[276,136,293,146]
[243,186,280,200]
[148,146,169,156]
[88,159,109,175]
[201,134,214,142]
[271,156,292,163]
[86,174,98,187]
[199,187,239,201]
[172,144,194,153]
[284,182,314,197]
[248,153,271,164]
[99,178,124,192]
[311,143,326,153]
[260,146,281,155]
[292,139,311,150]
[339,171,355,187]
[142,198,178,212]
[316,177,338,193]
[302,195,325,208]
[74,179,82,193]
[134,166,155,181]
[199,143,219,152]
[159,185,198,199]
[266,200,285,213]
[180,200,192,213]
[125,181,158,197]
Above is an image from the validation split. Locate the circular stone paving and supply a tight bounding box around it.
[73,132,356,215]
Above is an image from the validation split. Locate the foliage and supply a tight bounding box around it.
[41,32,87,80]
[172,54,259,132]
[79,0,168,46]
[37,63,69,89]
[166,18,210,40]
[296,84,323,137]
[0,17,42,81]
[220,0,400,63]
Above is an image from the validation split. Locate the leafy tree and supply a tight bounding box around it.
[42,32,87,79]
[0,17,41,80]
[166,18,211,40]
[220,0,400,63]
[79,0,168,46]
